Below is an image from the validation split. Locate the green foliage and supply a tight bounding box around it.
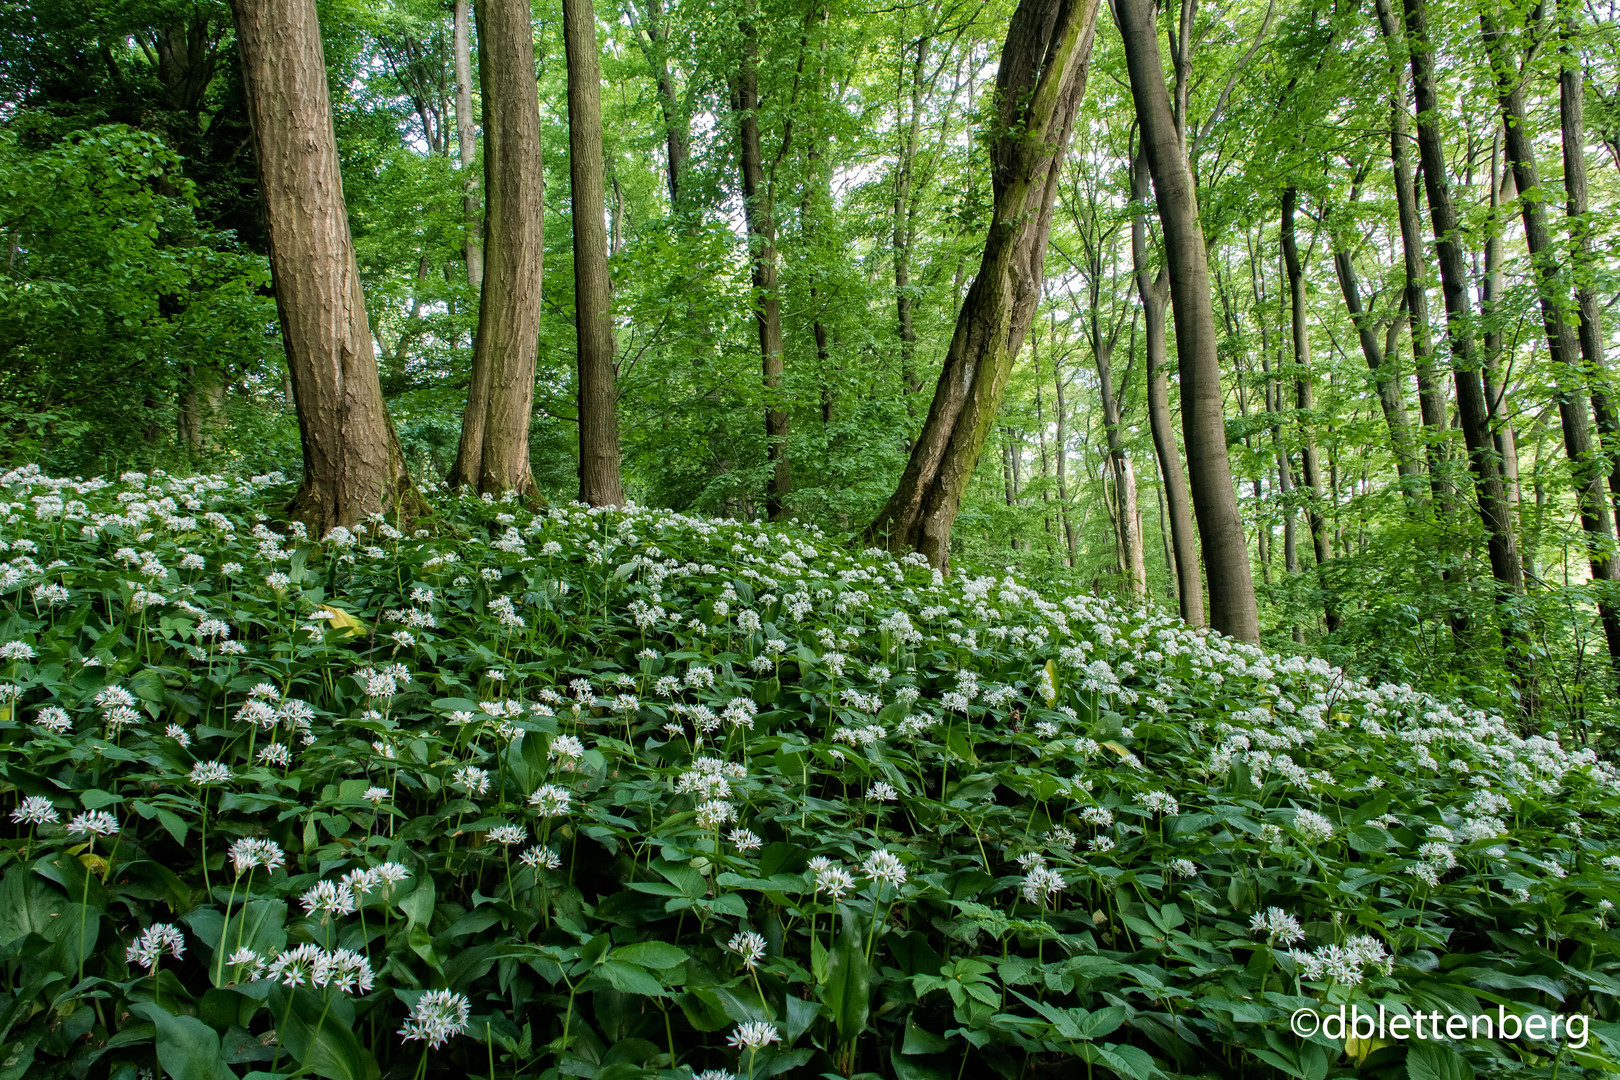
[1,468,1617,1078]
[0,126,281,472]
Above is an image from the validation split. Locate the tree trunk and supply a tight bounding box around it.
[230,0,421,531]
[866,0,1101,569]
[451,0,544,495]
[630,0,689,208]
[1559,5,1620,538]
[178,365,228,455]
[1483,10,1620,667]
[1481,135,1521,514]
[734,8,791,520]
[1095,320,1145,596]
[1333,246,1421,497]
[1053,345,1078,565]
[895,32,928,411]
[1157,484,1177,603]
[1374,0,1450,506]
[454,0,483,287]
[1281,187,1338,633]
[1132,154,1203,627]
[565,0,626,506]
[1402,0,1534,704]
[1116,0,1258,641]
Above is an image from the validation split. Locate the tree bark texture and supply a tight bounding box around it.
[1116,0,1258,641]
[565,0,627,506]
[866,0,1101,569]
[896,33,928,410]
[230,0,421,532]
[452,0,544,496]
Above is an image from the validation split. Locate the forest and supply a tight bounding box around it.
[1,0,1620,1075]
[4,0,1618,722]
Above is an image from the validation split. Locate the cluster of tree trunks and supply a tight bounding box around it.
[232,0,629,524]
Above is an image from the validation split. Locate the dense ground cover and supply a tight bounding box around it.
[0,465,1617,1080]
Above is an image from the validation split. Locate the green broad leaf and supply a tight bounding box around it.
[1468,971,1566,1001]
[598,959,666,997]
[811,933,829,984]
[1406,1043,1475,1080]
[822,915,872,1041]
[901,1015,950,1055]
[399,874,434,929]
[129,1003,232,1080]
[0,870,64,946]
[1348,825,1389,853]
[266,988,380,1080]
[131,799,188,845]
[714,872,805,893]
[1076,1005,1127,1040]
[650,859,706,899]
[1087,1042,1161,1080]
[611,941,688,971]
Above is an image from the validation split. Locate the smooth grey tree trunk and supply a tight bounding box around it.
[1115,0,1258,641]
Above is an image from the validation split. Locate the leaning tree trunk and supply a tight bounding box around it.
[866,0,1102,569]
[230,0,421,532]
[1132,154,1204,626]
[565,0,626,506]
[451,0,543,496]
[1403,0,1534,706]
[1281,187,1338,634]
[734,7,791,520]
[1116,0,1258,641]
[454,0,483,287]
[1483,10,1620,667]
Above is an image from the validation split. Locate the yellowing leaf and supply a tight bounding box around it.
[1101,741,1131,758]
[1346,1033,1390,1064]
[1041,659,1058,705]
[79,853,109,880]
[318,604,366,637]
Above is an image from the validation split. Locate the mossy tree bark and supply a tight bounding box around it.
[867,0,1102,570]
[230,0,423,533]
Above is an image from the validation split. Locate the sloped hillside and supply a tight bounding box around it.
[0,465,1615,1080]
